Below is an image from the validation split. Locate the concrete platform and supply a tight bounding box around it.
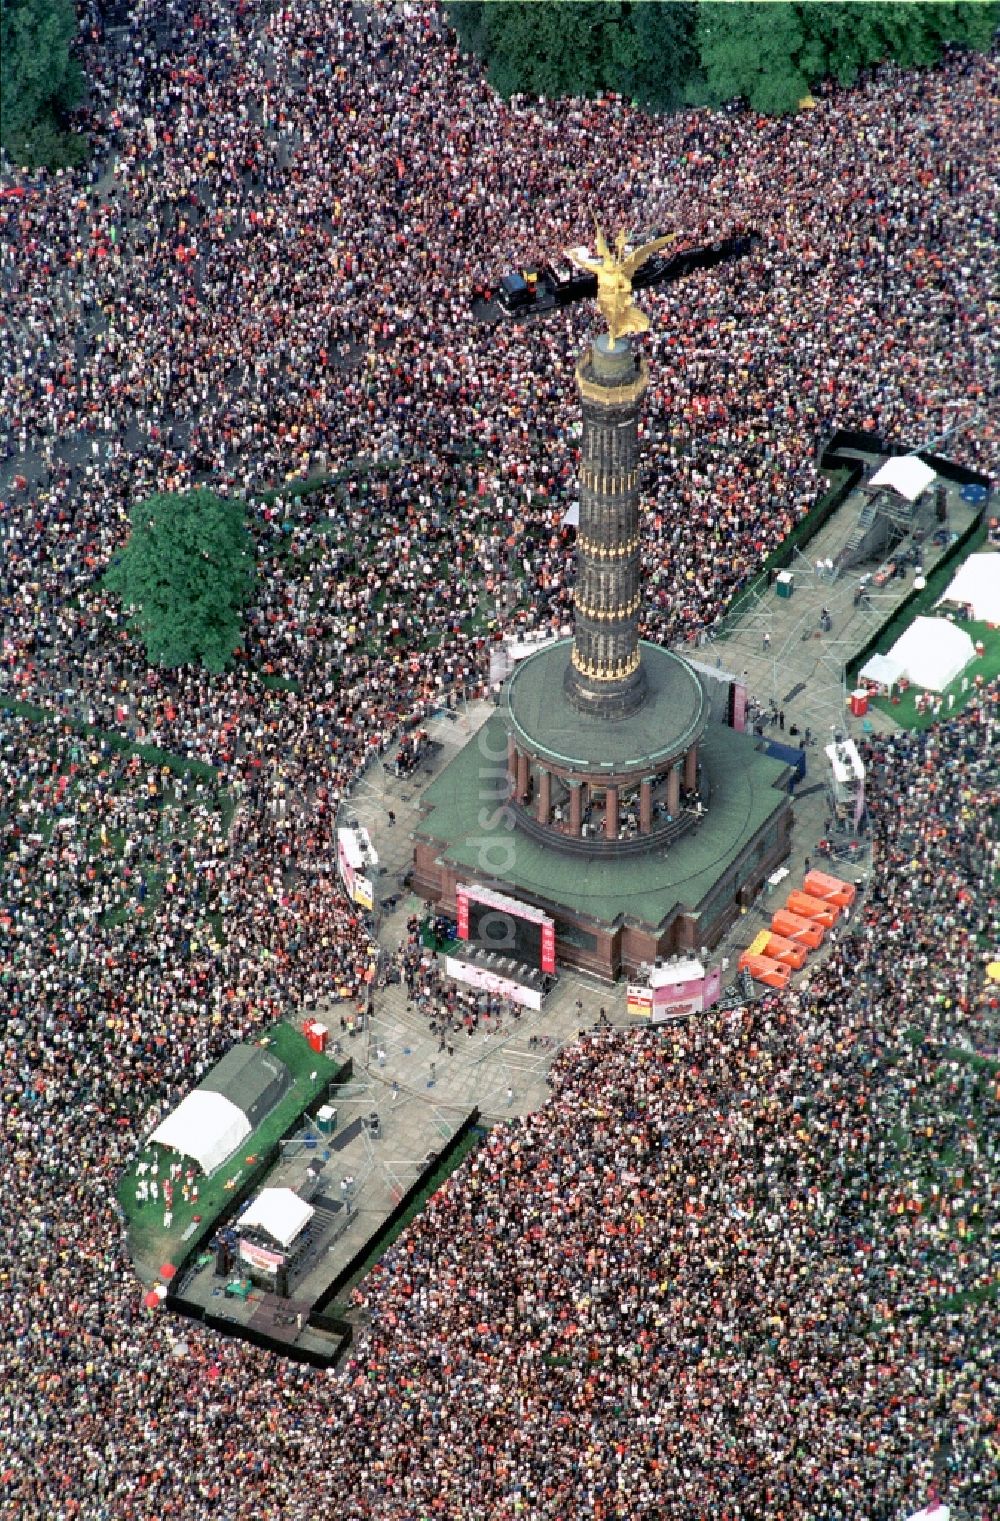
[698,450,980,746]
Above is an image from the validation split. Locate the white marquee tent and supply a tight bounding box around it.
[238,1187,314,1248]
[939,552,1000,622]
[858,650,905,690]
[149,1090,251,1175]
[869,454,936,501]
[885,615,975,692]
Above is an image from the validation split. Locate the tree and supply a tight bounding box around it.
[627,2,699,110]
[693,3,820,115]
[104,490,256,674]
[1,0,85,169]
[693,2,998,115]
[446,2,698,107]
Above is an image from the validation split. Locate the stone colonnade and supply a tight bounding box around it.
[506,740,700,840]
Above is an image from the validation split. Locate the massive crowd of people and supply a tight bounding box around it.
[1,1,997,1517]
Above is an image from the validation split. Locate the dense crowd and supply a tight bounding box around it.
[394,913,526,1046]
[1,1,998,1517]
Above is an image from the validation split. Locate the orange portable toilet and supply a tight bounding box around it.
[803,869,857,908]
[762,931,808,970]
[786,890,839,929]
[771,908,825,950]
[738,952,791,990]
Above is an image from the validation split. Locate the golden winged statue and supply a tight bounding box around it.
[565,221,678,344]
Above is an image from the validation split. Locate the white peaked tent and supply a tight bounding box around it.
[886,616,975,692]
[150,1090,251,1175]
[239,1187,314,1248]
[869,454,936,501]
[940,552,1000,622]
[858,650,905,690]
[905,1505,950,1521]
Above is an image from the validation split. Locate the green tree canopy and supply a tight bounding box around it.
[446,1,997,117]
[104,490,256,674]
[1,0,85,169]
[446,2,698,110]
[694,2,999,115]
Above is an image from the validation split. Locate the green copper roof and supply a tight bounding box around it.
[416,712,790,930]
[504,640,708,775]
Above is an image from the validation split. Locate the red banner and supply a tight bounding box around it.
[456,889,469,941]
[541,919,556,975]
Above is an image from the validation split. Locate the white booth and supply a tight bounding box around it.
[337,826,378,910]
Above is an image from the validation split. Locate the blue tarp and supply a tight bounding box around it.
[761,738,807,785]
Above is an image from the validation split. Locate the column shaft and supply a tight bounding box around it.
[516,749,530,804]
[569,780,582,834]
[536,768,551,826]
[684,745,698,792]
[667,766,680,816]
[639,777,652,834]
[605,785,619,840]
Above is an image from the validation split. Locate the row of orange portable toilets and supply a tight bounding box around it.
[738,869,857,990]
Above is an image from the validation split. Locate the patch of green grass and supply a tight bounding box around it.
[255,452,414,508]
[870,615,1000,731]
[941,1046,999,1076]
[120,1024,349,1264]
[3,702,233,936]
[205,910,228,947]
[0,696,49,721]
[917,1279,999,1324]
[259,673,302,693]
[0,695,220,780]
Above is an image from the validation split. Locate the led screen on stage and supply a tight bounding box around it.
[467,896,543,968]
[456,884,556,974]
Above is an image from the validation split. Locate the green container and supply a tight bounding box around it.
[775,571,794,599]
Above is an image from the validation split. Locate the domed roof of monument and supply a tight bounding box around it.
[504,639,708,778]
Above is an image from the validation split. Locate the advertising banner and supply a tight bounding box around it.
[239,1239,285,1273]
[444,957,542,1011]
[338,828,378,908]
[456,889,469,940]
[336,834,355,899]
[456,882,550,924]
[652,976,705,1019]
[701,965,723,1009]
[626,984,654,1017]
[541,920,556,976]
[731,680,748,733]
